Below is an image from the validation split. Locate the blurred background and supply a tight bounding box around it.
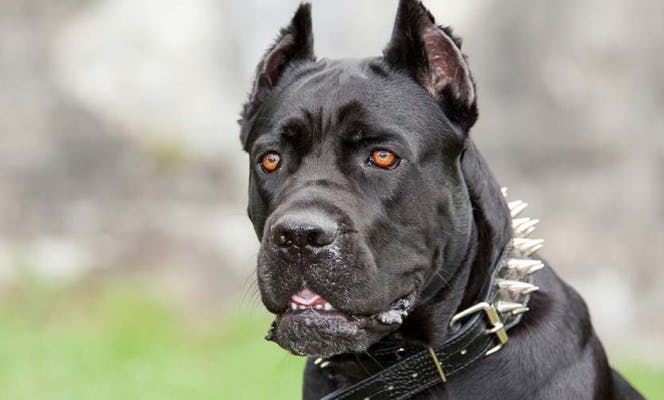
[1,0,663,398]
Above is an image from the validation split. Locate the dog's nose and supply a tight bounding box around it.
[271,211,338,249]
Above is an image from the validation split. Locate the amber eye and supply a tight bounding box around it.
[261,151,281,172]
[369,149,398,169]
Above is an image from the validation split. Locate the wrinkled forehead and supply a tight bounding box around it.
[248,58,460,151]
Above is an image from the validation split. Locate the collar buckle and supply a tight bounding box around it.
[450,301,508,356]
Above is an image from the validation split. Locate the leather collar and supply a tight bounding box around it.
[317,191,543,400]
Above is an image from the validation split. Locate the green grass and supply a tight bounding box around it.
[0,279,661,399]
[617,361,664,399]
[0,281,304,399]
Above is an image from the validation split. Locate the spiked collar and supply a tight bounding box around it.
[316,189,544,400]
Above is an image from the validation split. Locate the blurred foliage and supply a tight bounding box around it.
[147,136,190,172]
[0,278,660,399]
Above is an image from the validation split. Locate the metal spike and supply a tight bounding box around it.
[512,238,544,256]
[495,279,540,295]
[514,218,539,236]
[518,285,539,295]
[507,200,524,210]
[521,226,537,237]
[507,200,528,218]
[511,217,531,228]
[512,217,537,237]
[501,187,508,197]
[495,300,525,313]
[507,258,544,275]
[511,307,530,315]
[526,262,544,274]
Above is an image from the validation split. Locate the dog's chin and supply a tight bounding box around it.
[267,310,391,357]
[266,293,417,358]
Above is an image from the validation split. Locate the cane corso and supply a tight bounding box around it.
[238,1,643,399]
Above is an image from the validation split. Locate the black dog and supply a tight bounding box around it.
[239,1,643,399]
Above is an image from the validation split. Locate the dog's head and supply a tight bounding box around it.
[239,0,509,357]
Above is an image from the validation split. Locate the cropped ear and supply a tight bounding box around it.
[239,2,315,146]
[383,0,477,131]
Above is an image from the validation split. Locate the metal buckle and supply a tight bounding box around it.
[449,302,509,356]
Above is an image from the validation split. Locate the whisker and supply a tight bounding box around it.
[240,268,261,307]
[362,351,386,372]
[353,353,372,376]
[434,270,451,289]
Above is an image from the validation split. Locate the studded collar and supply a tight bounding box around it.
[316,189,544,400]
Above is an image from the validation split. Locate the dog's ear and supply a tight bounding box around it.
[383,0,477,132]
[239,2,315,147]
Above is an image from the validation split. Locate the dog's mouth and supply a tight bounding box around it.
[266,288,416,357]
[288,288,337,312]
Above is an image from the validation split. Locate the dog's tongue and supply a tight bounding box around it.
[291,288,327,306]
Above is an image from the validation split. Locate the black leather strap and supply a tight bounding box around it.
[320,319,493,400]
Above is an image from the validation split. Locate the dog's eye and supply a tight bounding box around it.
[369,149,399,169]
[261,151,281,173]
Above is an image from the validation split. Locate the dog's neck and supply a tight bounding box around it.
[319,141,513,384]
[397,141,513,347]
[397,222,483,347]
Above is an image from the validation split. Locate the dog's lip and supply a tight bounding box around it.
[268,290,419,357]
[280,289,417,326]
[277,305,376,336]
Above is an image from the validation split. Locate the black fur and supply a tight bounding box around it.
[239,1,643,399]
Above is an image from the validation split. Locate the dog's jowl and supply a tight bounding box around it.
[238,1,643,399]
